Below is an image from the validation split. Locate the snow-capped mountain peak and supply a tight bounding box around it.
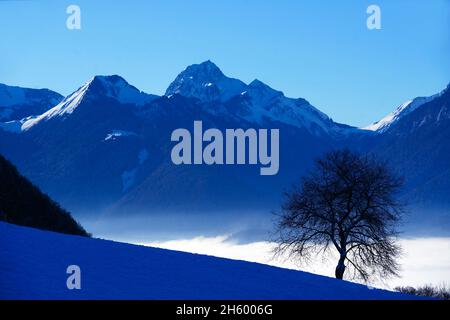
[163,62,355,136]
[247,79,283,99]
[234,79,351,136]
[19,79,92,131]
[363,85,448,133]
[14,75,156,132]
[165,60,247,102]
[183,60,225,79]
[0,64,359,137]
[239,79,284,111]
[89,75,156,106]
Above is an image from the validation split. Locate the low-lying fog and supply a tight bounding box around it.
[80,213,450,290]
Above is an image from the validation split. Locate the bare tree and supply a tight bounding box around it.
[274,149,403,281]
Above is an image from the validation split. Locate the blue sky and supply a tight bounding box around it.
[0,0,448,127]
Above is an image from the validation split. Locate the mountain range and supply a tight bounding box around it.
[0,61,449,235]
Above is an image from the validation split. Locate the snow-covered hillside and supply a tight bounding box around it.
[0,222,418,299]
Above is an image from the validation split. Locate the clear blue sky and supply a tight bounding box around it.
[0,0,449,127]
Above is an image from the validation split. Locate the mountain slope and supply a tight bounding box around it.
[360,83,450,231]
[0,63,448,234]
[166,61,355,137]
[0,221,418,299]
[0,62,354,216]
[5,76,158,212]
[0,154,88,236]
[165,60,247,102]
[0,83,63,122]
[2,75,158,133]
[363,85,449,133]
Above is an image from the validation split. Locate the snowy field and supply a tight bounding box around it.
[0,222,422,300]
[144,236,450,290]
[81,215,450,290]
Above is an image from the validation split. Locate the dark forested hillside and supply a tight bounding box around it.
[0,154,89,236]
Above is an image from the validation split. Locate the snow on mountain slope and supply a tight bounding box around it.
[165,60,247,102]
[363,84,449,133]
[166,61,356,137]
[0,83,63,122]
[0,222,418,300]
[20,80,91,131]
[104,130,139,141]
[92,75,157,106]
[0,117,34,133]
[15,76,157,132]
[237,79,347,135]
[1,62,355,137]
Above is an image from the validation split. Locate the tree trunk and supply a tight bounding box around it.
[335,255,346,280]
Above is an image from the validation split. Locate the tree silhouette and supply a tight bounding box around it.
[274,149,403,281]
